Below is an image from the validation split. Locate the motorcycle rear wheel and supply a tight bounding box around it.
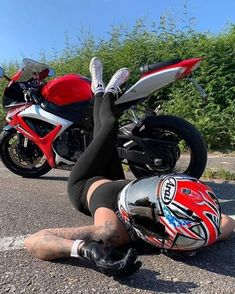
[127,115,207,179]
[0,129,51,178]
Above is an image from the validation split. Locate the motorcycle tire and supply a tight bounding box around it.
[0,128,51,178]
[128,115,207,179]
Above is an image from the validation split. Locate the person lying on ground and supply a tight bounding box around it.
[24,57,235,278]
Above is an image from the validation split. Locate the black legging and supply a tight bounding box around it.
[67,92,125,214]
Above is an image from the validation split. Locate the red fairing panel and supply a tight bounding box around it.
[142,58,203,79]
[11,69,24,81]
[8,105,61,168]
[42,74,93,106]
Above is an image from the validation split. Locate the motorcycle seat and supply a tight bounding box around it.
[140,58,182,75]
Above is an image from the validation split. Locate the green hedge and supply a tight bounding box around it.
[0,21,234,151]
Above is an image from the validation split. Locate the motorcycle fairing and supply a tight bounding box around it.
[41,74,93,106]
[141,58,203,78]
[116,67,180,104]
[8,104,73,167]
[41,100,93,130]
[2,82,25,110]
[116,58,203,105]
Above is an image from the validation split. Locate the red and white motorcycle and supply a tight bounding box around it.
[0,58,207,178]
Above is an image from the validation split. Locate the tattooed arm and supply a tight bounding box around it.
[24,208,130,261]
[24,225,100,260]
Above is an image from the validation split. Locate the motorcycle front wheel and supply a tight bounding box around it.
[127,115,207,179]
[0,129,51,178]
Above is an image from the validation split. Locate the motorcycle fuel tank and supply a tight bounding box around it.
[42,74,93,106]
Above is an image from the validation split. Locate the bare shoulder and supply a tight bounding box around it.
[218,214,235,240]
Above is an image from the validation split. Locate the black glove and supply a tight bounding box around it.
[80,240,142,277]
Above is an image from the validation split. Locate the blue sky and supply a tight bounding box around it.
[0,0,234,63]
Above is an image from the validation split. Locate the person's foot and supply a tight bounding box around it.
[105,68,130,95]
[89,57,105,94]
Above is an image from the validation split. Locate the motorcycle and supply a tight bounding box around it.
[0,57,207,178]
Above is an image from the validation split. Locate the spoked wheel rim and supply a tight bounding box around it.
[6,133,48,170]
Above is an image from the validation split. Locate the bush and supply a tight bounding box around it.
[0,20,234,151]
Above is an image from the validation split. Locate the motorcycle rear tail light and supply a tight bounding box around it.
[190,60,203,72]
[175,67,187,79]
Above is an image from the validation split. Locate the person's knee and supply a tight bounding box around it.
[67,182,73,200]
[67,185,78,206]
[67,176,75,194]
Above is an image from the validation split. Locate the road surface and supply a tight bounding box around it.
[0,161,234,293]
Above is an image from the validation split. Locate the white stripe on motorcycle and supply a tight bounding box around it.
[0,214,234,253]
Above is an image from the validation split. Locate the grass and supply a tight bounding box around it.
[202,168,235,181]
[123,164,235,181]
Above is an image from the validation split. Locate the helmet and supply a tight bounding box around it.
[118,174,221,251]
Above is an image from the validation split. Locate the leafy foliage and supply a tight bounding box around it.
[0,19,234,151]
[203,168,235,181]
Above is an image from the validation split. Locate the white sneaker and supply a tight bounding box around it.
[89,57,105,94]
[105,68,130,95]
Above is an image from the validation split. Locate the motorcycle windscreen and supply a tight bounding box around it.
[12,59,50,82]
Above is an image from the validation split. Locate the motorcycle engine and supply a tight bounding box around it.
[55,132,70,157]
[53,127,90,162]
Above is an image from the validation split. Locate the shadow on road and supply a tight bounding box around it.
[119,269,198,293]
[38,176,68,182]
[53,258,198,293]
[181,238,235,279]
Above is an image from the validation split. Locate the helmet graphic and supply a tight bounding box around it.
[118,174,221,251]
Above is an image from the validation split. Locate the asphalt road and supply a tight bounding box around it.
[0,160,234,294]
[206,154,235,173]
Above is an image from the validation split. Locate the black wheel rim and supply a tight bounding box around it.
[5,133,48,171]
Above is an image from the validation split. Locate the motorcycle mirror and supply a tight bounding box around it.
[0,67,4,78]
[48,69,55,77]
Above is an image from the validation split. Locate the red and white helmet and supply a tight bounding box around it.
[118,174,221,251]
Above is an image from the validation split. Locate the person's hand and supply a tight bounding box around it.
[80,240,142,277]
